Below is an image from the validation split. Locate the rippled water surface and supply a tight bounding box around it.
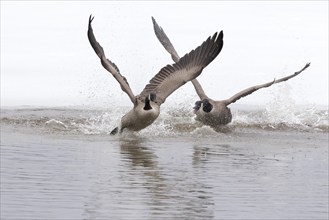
[1,107,328,219]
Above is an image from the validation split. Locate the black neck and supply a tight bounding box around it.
[144,100,152,110]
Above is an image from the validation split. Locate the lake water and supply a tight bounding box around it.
[1,106,328,219]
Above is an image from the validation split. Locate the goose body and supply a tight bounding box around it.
[121,99,160,132]
[87,15,224,134]
[194,100,232,127]
[152,17,310,129]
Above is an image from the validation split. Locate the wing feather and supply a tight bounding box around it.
[87,15,136,104]
[274,62,310,84]
[152,17,211,100]
[223,80,275,105]
[223,63,311,105]
[139,31,223,104]
[152,17,180,63]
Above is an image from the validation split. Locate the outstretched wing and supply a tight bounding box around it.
[274,62,310,84]
[223,63,311,105]
[152,17,180,63]
[87,15,136,104]
[152,17,211,100]
[139,31,224,105]
[223,80,275,105]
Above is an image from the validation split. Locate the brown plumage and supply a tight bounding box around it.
[152,16,310,130]
[87,15,223,134]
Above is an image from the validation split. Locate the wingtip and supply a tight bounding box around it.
[152,16,159,28]
[89,14,94,24]
[219,30,223,38]
[210,30,224,44]
[300,62,311,73]
[212,32,218,40]
[151,16,156,26]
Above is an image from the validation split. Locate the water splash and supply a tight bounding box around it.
[75,111,118,135]
[264,84,328,131]
[45,119,68,130]
[1,103,328,137]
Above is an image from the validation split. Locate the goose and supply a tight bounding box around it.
[87,15,224,134]
[152,17,310,130]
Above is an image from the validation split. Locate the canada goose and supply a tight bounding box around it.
[152,17,310,130]
[87,15,224,134]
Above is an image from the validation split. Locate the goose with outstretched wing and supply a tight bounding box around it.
[88,15,223,134]
[152,17,310,130]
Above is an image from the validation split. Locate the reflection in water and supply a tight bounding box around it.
[192,144,231,166]
[119,137,215,219]
[2,128,327,219]
[120,137,169,216]
[120,137,158,168]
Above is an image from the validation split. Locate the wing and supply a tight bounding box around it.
[273,62,310,84]
[191,79,210,100]
[139,31,224,105]
[152,17,180,63]
[87,15,136,104]
[152,17,210,100]
[223,63,311,105]
[223,80,275,105]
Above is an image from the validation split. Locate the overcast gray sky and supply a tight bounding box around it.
[1,1,328,107]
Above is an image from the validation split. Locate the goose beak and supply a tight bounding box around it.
[193,99,213,113]
[193,101,202,114]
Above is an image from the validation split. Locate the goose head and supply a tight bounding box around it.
[194,99,232,127]
[144,93,157,110]
[193,99,213,114]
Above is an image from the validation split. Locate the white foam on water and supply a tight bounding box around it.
[45,119,68,131]
[1,100,328,137]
